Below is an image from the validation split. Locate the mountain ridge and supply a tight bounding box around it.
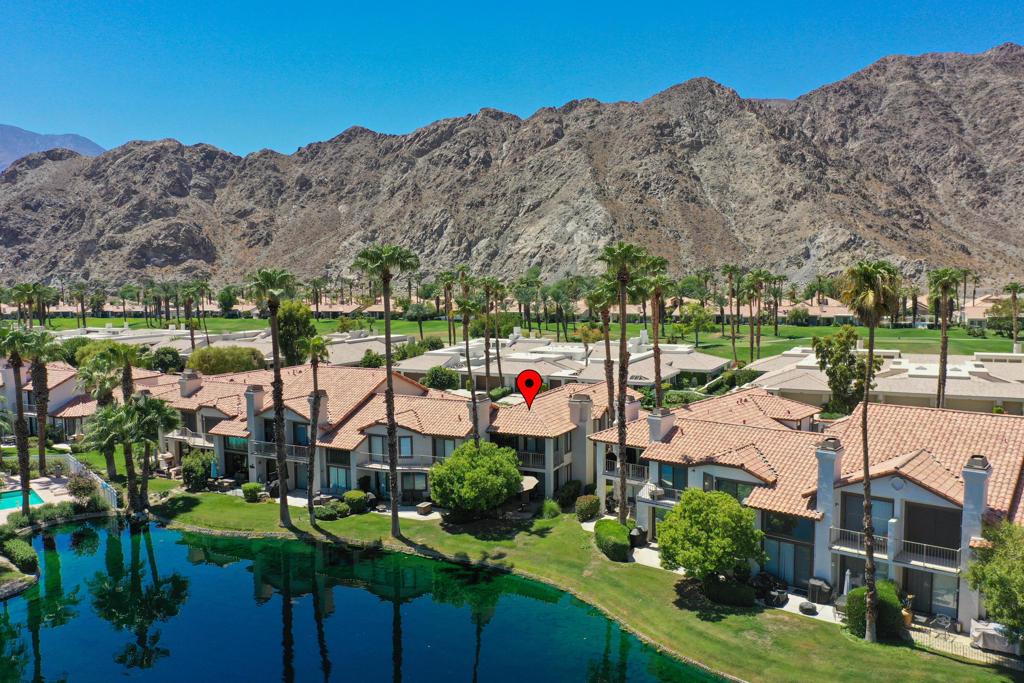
[1,43,1022,286]
[0,124,104,171]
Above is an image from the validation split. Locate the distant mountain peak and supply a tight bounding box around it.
[0,124,104,171]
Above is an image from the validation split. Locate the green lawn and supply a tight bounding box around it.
[151,493,1011,683]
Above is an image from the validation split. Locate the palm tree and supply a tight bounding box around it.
[130,393,179,511]
[839,259,901,644]
[298,335,329,526]
[721,265,741,366]
[307,276,328,319]
[599,242,647,525]
[586,278,617,422]
[0,328,35,515]
[739,273,757,364]
[647,264,671,409]
[85,405,139,512]
[353,245,420,538]
[118,285,138,323]
[246,268,298,528]
[24,330,61,475]
[455,292,483,444]
[438,271,456,345]
[69,282,89,328]
[929,268,962,409]
[77,354,121,479]
[1004,282,1023,350]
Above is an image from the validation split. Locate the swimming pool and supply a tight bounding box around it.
[0,489,44,510]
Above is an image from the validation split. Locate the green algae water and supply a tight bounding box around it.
[0,520,718,682]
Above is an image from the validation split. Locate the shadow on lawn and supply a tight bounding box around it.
[439,515,550,542]
[672,578,765,623]
[151,495,200,522]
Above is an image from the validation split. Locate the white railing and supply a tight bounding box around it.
[248,440,309,463]
[604,459,648,481]
[517,451,546,469]
[829,527,890,557]
[895,539,961,570]
[166,427,214,448]
[40,452,120,510]
[362,451,446,467]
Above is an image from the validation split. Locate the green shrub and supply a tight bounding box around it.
[594,519,631,562]
[488,386,512,401]
[181,451,214,492]
[76,492,110,513]
[357,475,371,492]
[0,524,15,542]
[187,346,265,375]
[555,480,582,509]
[429,441,521,519]
[541,499,561,519]
[845,579,904,640]
[343,490,369,513]
[69,443,84,454]
[2,538,38,573]
[66,472,97,505]
[241,482,262,503]
[575,495,600,522]
[582,483,597,496]
[6,512,31,529]
[329,500,351,518]
[314,505,338,521]
[422,366,460,390]
[702,576,756,607]
[35,502,75,523]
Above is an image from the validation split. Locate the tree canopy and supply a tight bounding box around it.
[276,300,317,366]
[967,522,1024,638]
[186,346,265,375]
[422,366,460,390]
[428,441,521,519]
[811,325,882,415]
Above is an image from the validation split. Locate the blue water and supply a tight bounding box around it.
[0,521,718,682]
[0,489,44,510]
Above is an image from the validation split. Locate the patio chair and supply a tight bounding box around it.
[928,614,954,640]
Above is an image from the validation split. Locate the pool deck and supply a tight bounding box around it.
[0,474,72,522]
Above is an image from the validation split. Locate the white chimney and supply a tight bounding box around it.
[178,369,202,398]
[647,408,675,443]
[624,396,641,423]
[812,436,844,580]
[307,389,329,435]
[960,455,991,569]
[245,384,265,437]
[568,393,593,426]
[469,392,491,438]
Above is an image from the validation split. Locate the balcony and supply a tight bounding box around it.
[166,427,214,449]
[829,527,960,572]
[361,451,446,469]
[248,439,309,463]
[517,451,546,470]
[604,459,648,482]
[637,482,684,505]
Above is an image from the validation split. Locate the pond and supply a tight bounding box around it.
[0,521,719,682]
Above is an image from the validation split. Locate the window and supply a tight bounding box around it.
[202,415,224,433]
[263,419,276,442]
[368,435,385,455]
[326,449,350,466]
[182,411,198,432]
[401,472,429,503]
[524,437,543,453]
[764,538,813,589]
[659,464,686,490]
[225,436,248,453]
[763,512,814,544]
[714,477,755,504]
[328,466,350,492]
[433,438,456,459]
[702,473,714,492]
[399,436,413,458]
[841,493,894,535]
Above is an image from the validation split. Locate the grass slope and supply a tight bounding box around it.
[151,493,1011,683]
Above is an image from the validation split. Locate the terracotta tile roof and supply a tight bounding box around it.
[50,379,179,419]
[664,388,817,428]
[208,418,250,438]
[823,448,963,506]
[489,382,638,438]
[317,391,473,449]
[23,362,77,391]
[826,403,1024,523]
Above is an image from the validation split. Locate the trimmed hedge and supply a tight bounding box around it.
[555,480,582,509]
[2,538,38,574]
[845,579,904,640]
[541,499,561,519]
[702,576,757,607]
[329,500,351,518]
[575,495,600,522]
[314,505,338,521]
[594,519,631,562]
[343,490,369,514]
[241,483,262,503]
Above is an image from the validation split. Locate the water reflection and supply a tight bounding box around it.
[1,522,717,682]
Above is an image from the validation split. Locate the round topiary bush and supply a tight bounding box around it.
[314,505,338,521]
[343,490,369,514]
[844,579,904,640]
[329,500,351,518]
[241,482,262,503]
[575,495,600,522]
[594,519,631,562]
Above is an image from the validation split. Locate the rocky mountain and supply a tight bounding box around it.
[1,43,1022,286]
[0,124,104,171]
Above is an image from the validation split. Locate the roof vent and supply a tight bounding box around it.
[965,454,990,471]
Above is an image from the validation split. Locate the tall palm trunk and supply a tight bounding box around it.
[140,442,151,510]
[120,365,140,514]
[307,360,321,527]
[493,303,504,386]
[464,312,480,445]
[728,281,737,365]
[755,291,763,359]
[11,356,32,516]
[270,301,292,527]
[185,299,195,351]
[937,294,949,408]
[30,363,48,475]
[1012,292,1019,346]
[383,278,401,538]
[615,277,630,525]
[861,324,879,642]
[601,309,614,416]
[748,299,755,364]
[483,296,492,389]
[652,293,663,408]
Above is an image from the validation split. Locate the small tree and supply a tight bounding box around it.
[217,286,238,315]
[277,300,317,366]
[181,451,214,492]
[428,441,521,520]
[811,325,882,415]
[658,488,766,580]
[358,349,385,368]
[66,472,98,507]
[151,347,184,373]
[785,307,810,326]
[680,301,714,347]
[967,522,1024,638]
[422,366,460,390]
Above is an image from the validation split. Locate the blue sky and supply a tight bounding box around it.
[3,1,1022,156]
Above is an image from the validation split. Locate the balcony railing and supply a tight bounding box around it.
[248,439,309,463]
[604,459,648,482]
[362,451,446,467]
[166,427,214,449]
[517,451,546,469]
[829,527,890,557]
[895,539,961,571]
[639,483,683,503]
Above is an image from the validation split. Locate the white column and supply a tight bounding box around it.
[596,442,607,510]
[311,446,323,495]
[544,438,555,499]
[886,517,900,581]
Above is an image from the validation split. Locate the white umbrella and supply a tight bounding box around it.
[842,569,852,595]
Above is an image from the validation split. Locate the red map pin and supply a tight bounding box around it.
[516,369,542,409]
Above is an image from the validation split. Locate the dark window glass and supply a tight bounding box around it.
[715,478,755,503]
[763,512,814,543]
[326,449,350,466]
